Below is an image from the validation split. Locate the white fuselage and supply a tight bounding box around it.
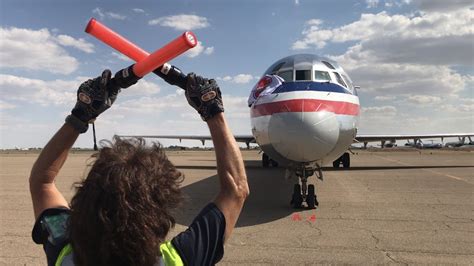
[251,90,359,166]
[249,54,360,166]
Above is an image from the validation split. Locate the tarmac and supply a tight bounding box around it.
[1,149,473,265]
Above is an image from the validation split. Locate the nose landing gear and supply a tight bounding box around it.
[290,165,321,209]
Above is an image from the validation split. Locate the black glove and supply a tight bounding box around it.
[110,64,140,89]
[185,73,224,121]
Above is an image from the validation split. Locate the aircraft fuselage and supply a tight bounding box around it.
[249,54,360,167]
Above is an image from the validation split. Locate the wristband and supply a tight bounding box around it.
[65,115,89,133]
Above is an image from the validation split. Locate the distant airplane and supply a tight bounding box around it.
[121,54,474,209]
[417,140,443,149]
[445,137,469,147]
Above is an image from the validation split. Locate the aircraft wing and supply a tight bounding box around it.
[119,135,256,146]
[355,133,474,143]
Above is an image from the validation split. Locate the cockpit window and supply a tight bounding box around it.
[333,72,347,88]
[277,70,293,82]
[341,74,353,90]
[322,61,336,70]
[314,70,331,81]
[271,62,285,73]
[295,70,311,81]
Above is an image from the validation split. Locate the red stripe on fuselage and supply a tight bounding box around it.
[251,99,360,117]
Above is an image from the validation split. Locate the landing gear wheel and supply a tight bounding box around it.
[332,160,340,168]
[290,184,303,209]
[262,153,269,168]
[306,184,318,209]
[342,152,350,168]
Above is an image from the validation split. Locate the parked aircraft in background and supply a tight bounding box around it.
[418,140,443,149]
[122,54,474,209]
[445,137,468,147]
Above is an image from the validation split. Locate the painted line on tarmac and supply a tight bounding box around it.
[372,154,469,183]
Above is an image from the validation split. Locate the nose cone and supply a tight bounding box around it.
[268,110,339,162]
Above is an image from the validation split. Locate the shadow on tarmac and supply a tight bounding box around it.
[174,160,472,228]
[174,165,296,228]
[177,160,472,172]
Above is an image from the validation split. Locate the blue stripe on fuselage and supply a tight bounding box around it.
[273,81,353,95]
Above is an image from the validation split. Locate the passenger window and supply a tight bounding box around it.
[277,70,293,82]
[295,70,311,81]
[333,72,347,88]
[314,70,331,81]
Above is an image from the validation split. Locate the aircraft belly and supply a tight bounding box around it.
[250,88,360,165]
[252,113,358,165]
[323,114,358,164]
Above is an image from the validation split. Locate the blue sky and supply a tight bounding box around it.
[0,0,473,148]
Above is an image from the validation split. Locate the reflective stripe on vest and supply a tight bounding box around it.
[55,241,183,266]
[55,244,73,266]
[159,241,184,266]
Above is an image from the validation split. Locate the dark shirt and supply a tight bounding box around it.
[32,203,226,266]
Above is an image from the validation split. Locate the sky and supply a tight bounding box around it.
[0,0,473,148]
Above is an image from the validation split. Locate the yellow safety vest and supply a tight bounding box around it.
[55,241,184,266]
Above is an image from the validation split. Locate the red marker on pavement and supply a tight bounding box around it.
[291,213,302,221]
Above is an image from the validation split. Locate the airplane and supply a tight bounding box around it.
[445,137,468,147]
[121,54,474,209]
[417,140,443,149]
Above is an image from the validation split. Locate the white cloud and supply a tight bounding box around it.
[362,105,397,116]
[406,95,441,104]
[184,42,213,58]
[440,104,474,113]
[204,46,214,55]
[132,8,145,13]
[366,0,380,8]
[0,113,57,149]
[374,95,396,101]
[0,100,16,110]
[92,8,126,20]
[111,52,133,62]
[116,93,188,114]
[222,95,249,118]
[295,0,300,6]
[340,62,467,96]
[293,10,473,66]
[185,41,204,58]
[295,8,474,105]
[115,91,248,117]
[92,7,105,19]
[0,74,79,106]
[55,35,94,53]
[148,14,210,30]
[411,0,473,12]
[232,74,255,84]
[107,12,127,20]
[0,73,160,109]
[108,92,251,139]
[0,27,87,74]
[120,79,161,97]
[216,74,256,84]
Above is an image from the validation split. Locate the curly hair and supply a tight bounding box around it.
[69,137,183,266]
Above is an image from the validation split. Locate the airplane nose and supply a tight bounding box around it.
[268,108,340,162]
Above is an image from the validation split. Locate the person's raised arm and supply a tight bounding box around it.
[30,67,140,219]
[30,123,79,219]
[207,113,249,241]
[185,74,249,242]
